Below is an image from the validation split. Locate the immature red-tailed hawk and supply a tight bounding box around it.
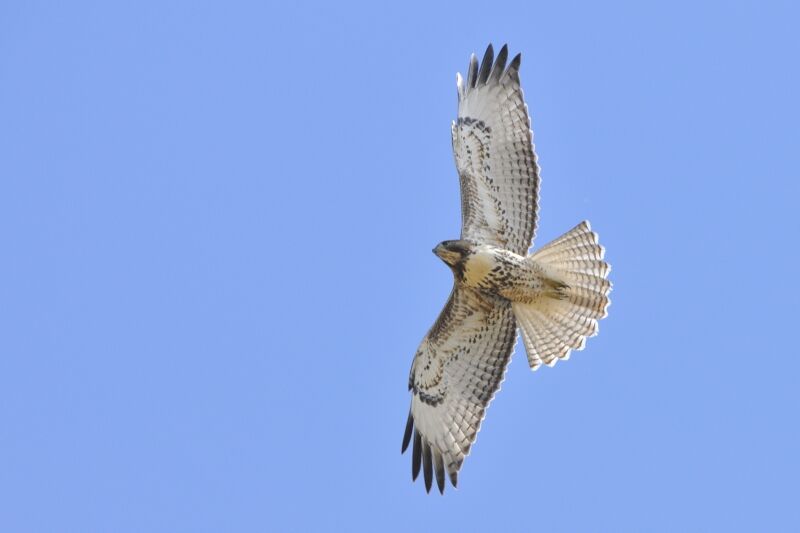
[401,44,611,493]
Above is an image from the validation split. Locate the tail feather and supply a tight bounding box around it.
[535,245,602,263]
[549,302,597,340]
[564,285,609,320]
[515,305,569,367]
[513,221,611,370]
[559,271,612,292]
[533,231,604,261]
[535,222,601,251]
[549,259,610,279]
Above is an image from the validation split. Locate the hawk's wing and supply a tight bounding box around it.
[402,287,517,493]
[452,44,540,255]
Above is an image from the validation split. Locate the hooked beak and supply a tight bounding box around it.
[432,243,459,266]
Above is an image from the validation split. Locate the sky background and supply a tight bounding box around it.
[2,1,799,531]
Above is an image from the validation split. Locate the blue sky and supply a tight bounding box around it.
[2,1,799,531]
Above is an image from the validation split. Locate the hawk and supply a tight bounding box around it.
[401,44,611,494]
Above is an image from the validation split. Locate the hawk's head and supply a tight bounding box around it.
[433,240,473,268]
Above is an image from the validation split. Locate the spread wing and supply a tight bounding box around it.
[401,287,517,493]
[452,44,540,255]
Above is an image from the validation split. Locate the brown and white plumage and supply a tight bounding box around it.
[403,44,611,494]
[453,44,539,255]
[403,287,516,493]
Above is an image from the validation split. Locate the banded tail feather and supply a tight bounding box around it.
[513,221,611,370]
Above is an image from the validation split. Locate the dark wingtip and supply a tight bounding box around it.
[411,430,422,481]
[434,451,445,494]
[477,43,494,85]
[401,410,413,454]
[467,53,478,89]
[508,52,522,73]
[449,470,458,489]
[422,439,433,493]
[491,44,509,82]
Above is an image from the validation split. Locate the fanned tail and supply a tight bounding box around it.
[513,221,611,370]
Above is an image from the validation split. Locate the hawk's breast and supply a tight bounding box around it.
[462,246,521,291]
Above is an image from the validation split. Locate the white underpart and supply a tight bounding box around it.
[462,246,506,287]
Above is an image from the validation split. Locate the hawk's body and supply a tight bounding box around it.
[402,44,611,493]
[460,245,554,300]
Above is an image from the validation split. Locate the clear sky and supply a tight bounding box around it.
[2,1,799,531]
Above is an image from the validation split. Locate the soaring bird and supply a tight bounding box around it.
[401,44,611,494]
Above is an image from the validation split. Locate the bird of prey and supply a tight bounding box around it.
[401,44,611,494]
